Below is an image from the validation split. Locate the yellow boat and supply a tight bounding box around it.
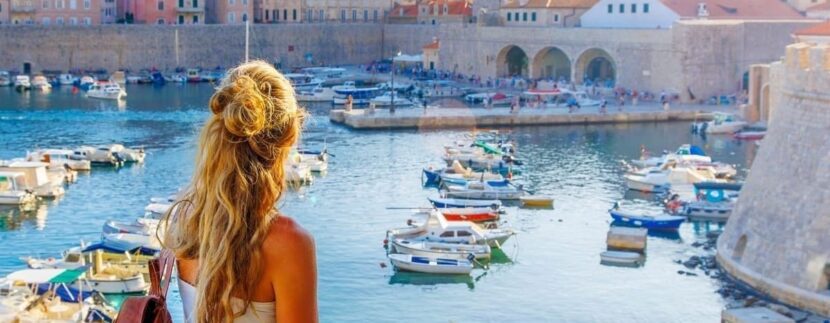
[519,195,554,208]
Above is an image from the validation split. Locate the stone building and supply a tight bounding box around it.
[718,21,830,317]
[2,0,115,24]
[302,0,388,23]
[255,0,301,23]
[389,0,472,25]
[582,0,806,29]
[422,38,439,70]
[206,0,252,23]
[805,2,830,19]
[499,0,596,27]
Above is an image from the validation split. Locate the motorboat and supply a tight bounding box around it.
[332,82,382,105]
[14,75,31,91]
[692,112,748,134]
[106,144,145,163]
[145,202,172,219]
[86,81,126,100]
[0,172,37,205]
[109,71,126,85]
[166,73,187,83]
[681,181,741,221]
[464,92,511,106]
[0,161,64,198]
[386,210,514,248]
[519,195,554,208]
[428,197,501,209]
[26,149,91,171]
[301,67,350,82]
[293,150,327,172]
[102,233,162,253]
[57,73,76,85]
[600,251,644,266]
[77,76,95,90]
[391,238,491,260]
[186,68,201,82]
[0,71,11,86]
[284,73,324,92]
[443,180,524,200]
[609,208,685,230]
[629,144,712,168]
[23,248,149,280]
[422,161,503,186]
[30,75,52,91]
[102,217,159,235]
[369,93,414,107]
[411,208,499,223]
[71,146,123,166]
[624,161,721,193]
[387,253,473,275]
[284,160,313,185]
[296,86,334,103]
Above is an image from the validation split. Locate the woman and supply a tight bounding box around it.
[163,61,317,323]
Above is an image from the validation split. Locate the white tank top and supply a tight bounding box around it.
[178,278,276,322]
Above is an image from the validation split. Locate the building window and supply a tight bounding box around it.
[283,9,286,20]
[531,12,536,21]
[274,9,279,20]
[178,0,182,7]
[179,15,184,23]
[157,18,165,24]
[352,9,356,21]
[443,4,447,14]
[42,0,48,8]
[158,0,163,10]
[607,3,612,13]
[242,13,247,21]
[56,17,64,24]
[340,9,345,22]
[373,9,378,22]
[319,9,323,21]
[292,9,296,20]
[83,17,90,24]
[363,9,367,22]
[42,17,50,24]
[619,4,624,13]
[522,12,527,21]
[242,0,246,4]
[554,13,559,22]
[193,0,196,8]
[193,15,198,23]
[69,0,76,9]
[228,0,233,5]
[307,9,312,21]
[83,0,89,9]
[228,12,235,23]
[643,3,649,13]
[506,12,511,21]
[631,3,636,13]
[69,17,77,24]
[265,10,269,20]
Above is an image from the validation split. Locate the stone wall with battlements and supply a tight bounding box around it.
[717,42,830,317]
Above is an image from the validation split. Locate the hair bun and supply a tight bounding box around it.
[210,75,270,138]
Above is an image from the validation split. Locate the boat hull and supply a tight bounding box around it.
[391,239,491,260]
[77,275,147,294]
[624,175,669,193]
[388,254,473,275]
[428,197,501,209]
[610,210,685,230]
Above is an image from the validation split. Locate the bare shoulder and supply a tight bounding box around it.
[262,215,315,263]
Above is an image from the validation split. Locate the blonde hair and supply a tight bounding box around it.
[163,60,305,322]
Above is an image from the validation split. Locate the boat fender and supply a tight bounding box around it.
[406,219,413,226]
[490,203,499,211]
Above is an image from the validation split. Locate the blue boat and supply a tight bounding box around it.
[428,197,501,209]
[36,282,94,303]
[609,210,685,230]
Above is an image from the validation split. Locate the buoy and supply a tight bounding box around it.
[382,239,388,246]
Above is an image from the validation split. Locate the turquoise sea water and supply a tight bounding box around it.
[0,84,758,322]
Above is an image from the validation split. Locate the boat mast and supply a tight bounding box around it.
[245,20,250,63]
[174,29,180,67]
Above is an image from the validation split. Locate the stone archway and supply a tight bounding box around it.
[575,48,616,87]
[496,45,529,78]
[532,47,570,81]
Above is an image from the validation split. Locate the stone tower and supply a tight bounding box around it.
[717,40,830,316]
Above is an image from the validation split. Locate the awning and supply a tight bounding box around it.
[6,268,85,284]
[392,54,423,63]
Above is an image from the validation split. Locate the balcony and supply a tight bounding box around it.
[10,0,36,13]
[176,6,204,13]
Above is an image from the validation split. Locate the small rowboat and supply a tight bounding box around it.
[437,207,499,222]
[428,197,501,209]
[610,210,685,230]
[519,195,554,208]
[600,251,643,266]
[391,239,491,260]
[388,253,473,275]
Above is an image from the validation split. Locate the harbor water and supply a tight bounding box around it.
[0,84,758,322]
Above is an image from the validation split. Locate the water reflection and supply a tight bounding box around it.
[389,271,476,290]
[0,203,49,231]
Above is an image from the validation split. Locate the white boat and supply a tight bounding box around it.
[0,172,37,205]
[103,233,161,253]
[57,73,75,85]
[293,151,327,172]
[600,251,643,266]
[629,144,712,168]
[79,75,95,88]
[297,86,335,102]
[145,202,172,218]
[332,82,382,105]
[284,73,324,92]
[71,146,123,165]
[391,238,491,260]
[571,91,601,107]
[14,75,31,91]
[692,112,748,134]
[624,162,721,193]
[369,92,413,107]
[105,144,145,163]
[30,75,51,91]
[186,69,201,82]
[387,253,473,275]
[166,73,187,83]
[0,71,11,86]
[87,81,126,100]
[301,67,349,81]
[464,92,511,106]
[0,161,64,198]
[386,210,514,248]
[26,149,91,171]
[444,180,524,200]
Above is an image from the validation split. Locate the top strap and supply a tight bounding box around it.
[149,249,176,299]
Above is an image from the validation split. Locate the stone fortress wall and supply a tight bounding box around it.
[717,42,830,317]
[0,20,820,102]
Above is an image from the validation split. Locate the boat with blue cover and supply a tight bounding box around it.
[422,161,503,186]
[428,197,501,209]
[387,253,474,274]
[609,208,685,230]
[444,180,524,200]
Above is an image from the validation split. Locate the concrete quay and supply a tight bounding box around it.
[329,103,726,130]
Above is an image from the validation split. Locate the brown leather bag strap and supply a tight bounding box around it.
[149,249,175,299]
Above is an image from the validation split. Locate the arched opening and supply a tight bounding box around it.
[532,47,570,81]
[575,48,616,87]
[733,234,748,263]
[496,45,529,78]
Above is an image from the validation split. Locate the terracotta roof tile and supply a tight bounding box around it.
[423,40,440,49]
[794,21,830,35]
[660,0,805,19]
[501,0,598,9]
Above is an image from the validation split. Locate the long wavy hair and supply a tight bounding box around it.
[163,60,305,322]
